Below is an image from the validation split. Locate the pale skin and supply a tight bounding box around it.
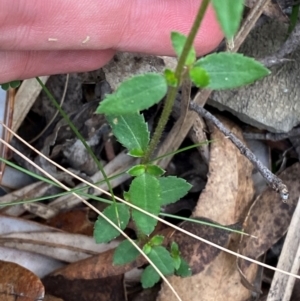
[0,0,223,83]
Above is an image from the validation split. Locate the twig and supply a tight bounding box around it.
[189,102,289,201]
[243,127,300,141]
[267,195,300,301]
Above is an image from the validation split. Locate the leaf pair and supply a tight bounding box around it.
[93,175,191,242]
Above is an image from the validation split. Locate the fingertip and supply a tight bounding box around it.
[0,49,115,83]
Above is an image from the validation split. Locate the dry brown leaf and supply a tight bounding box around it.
[193,117,254,223]
[47,247,144,280]
[43,275,125,301]
[158,118,256,301]
[167,218,234,274]
[0,260,44,301]
[46,208,94,236]
[238,163,300,289]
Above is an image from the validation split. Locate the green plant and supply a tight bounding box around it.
[1,80,21,90]
[93,0,269,287]
[1,0,271,290]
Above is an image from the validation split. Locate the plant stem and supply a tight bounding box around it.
[142,0,210,164]
[36,77,117,203]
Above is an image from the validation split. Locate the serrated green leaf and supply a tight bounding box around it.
[149,235,164,246]
[211,0,244,39]
[106,113,149,156]
[195,52,270,90]
[146,165,165,177]
[113,240,140,265]
[130,173,161,235]
[148,246,174,275]
[141,265,161,288]
[96,74,167,115]
[189,66,210,88]
[94,203,130,243]
[175,257,192,277]
[159,176,192,205]
[164,69,178,87]
[127,165,146,177]
[171,32,196,66]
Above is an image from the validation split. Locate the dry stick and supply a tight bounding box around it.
[189,102,289,201]
[2,124,300,281]
[243,127,300,141]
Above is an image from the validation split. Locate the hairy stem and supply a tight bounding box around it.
[142,0,210,164]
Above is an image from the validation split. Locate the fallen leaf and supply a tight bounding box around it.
[158,117,256,301]
[167,218,234,274]
[43,275,125,301]
[237,163,300,289]
[0,260,44,301]
[46,208,94,235]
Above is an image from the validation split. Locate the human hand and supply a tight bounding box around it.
[0,0,223,83]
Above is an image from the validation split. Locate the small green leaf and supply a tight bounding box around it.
[127,165,146,177]
[1,80,21,91]
[148,246,174,275]
[195,52,270,90]
[149,235,164,246]
[175,257,192,277]
[171,32,196,66]
[171,242,180,257]
[164,69,178,87]
[141,265,161,288]
[159,176,192,205]
[146,165,165,177]
[172,255,181,270]
[130,173,161,235]
[170,242,181,270]
[113,240,140,265]
[9,80,21,88]
[143,243,152,255]
[96,74,167,115]
[211,0,244,39]
[1,83,9,91]
[129,149,145,157]
[189,66,210,88]
[106,113,149,156]
[123,191,130,201]
[94,203,130,243]
[141,246,177,288]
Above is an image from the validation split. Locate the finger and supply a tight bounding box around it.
[0,49,115,83]
[0,0,223,55]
